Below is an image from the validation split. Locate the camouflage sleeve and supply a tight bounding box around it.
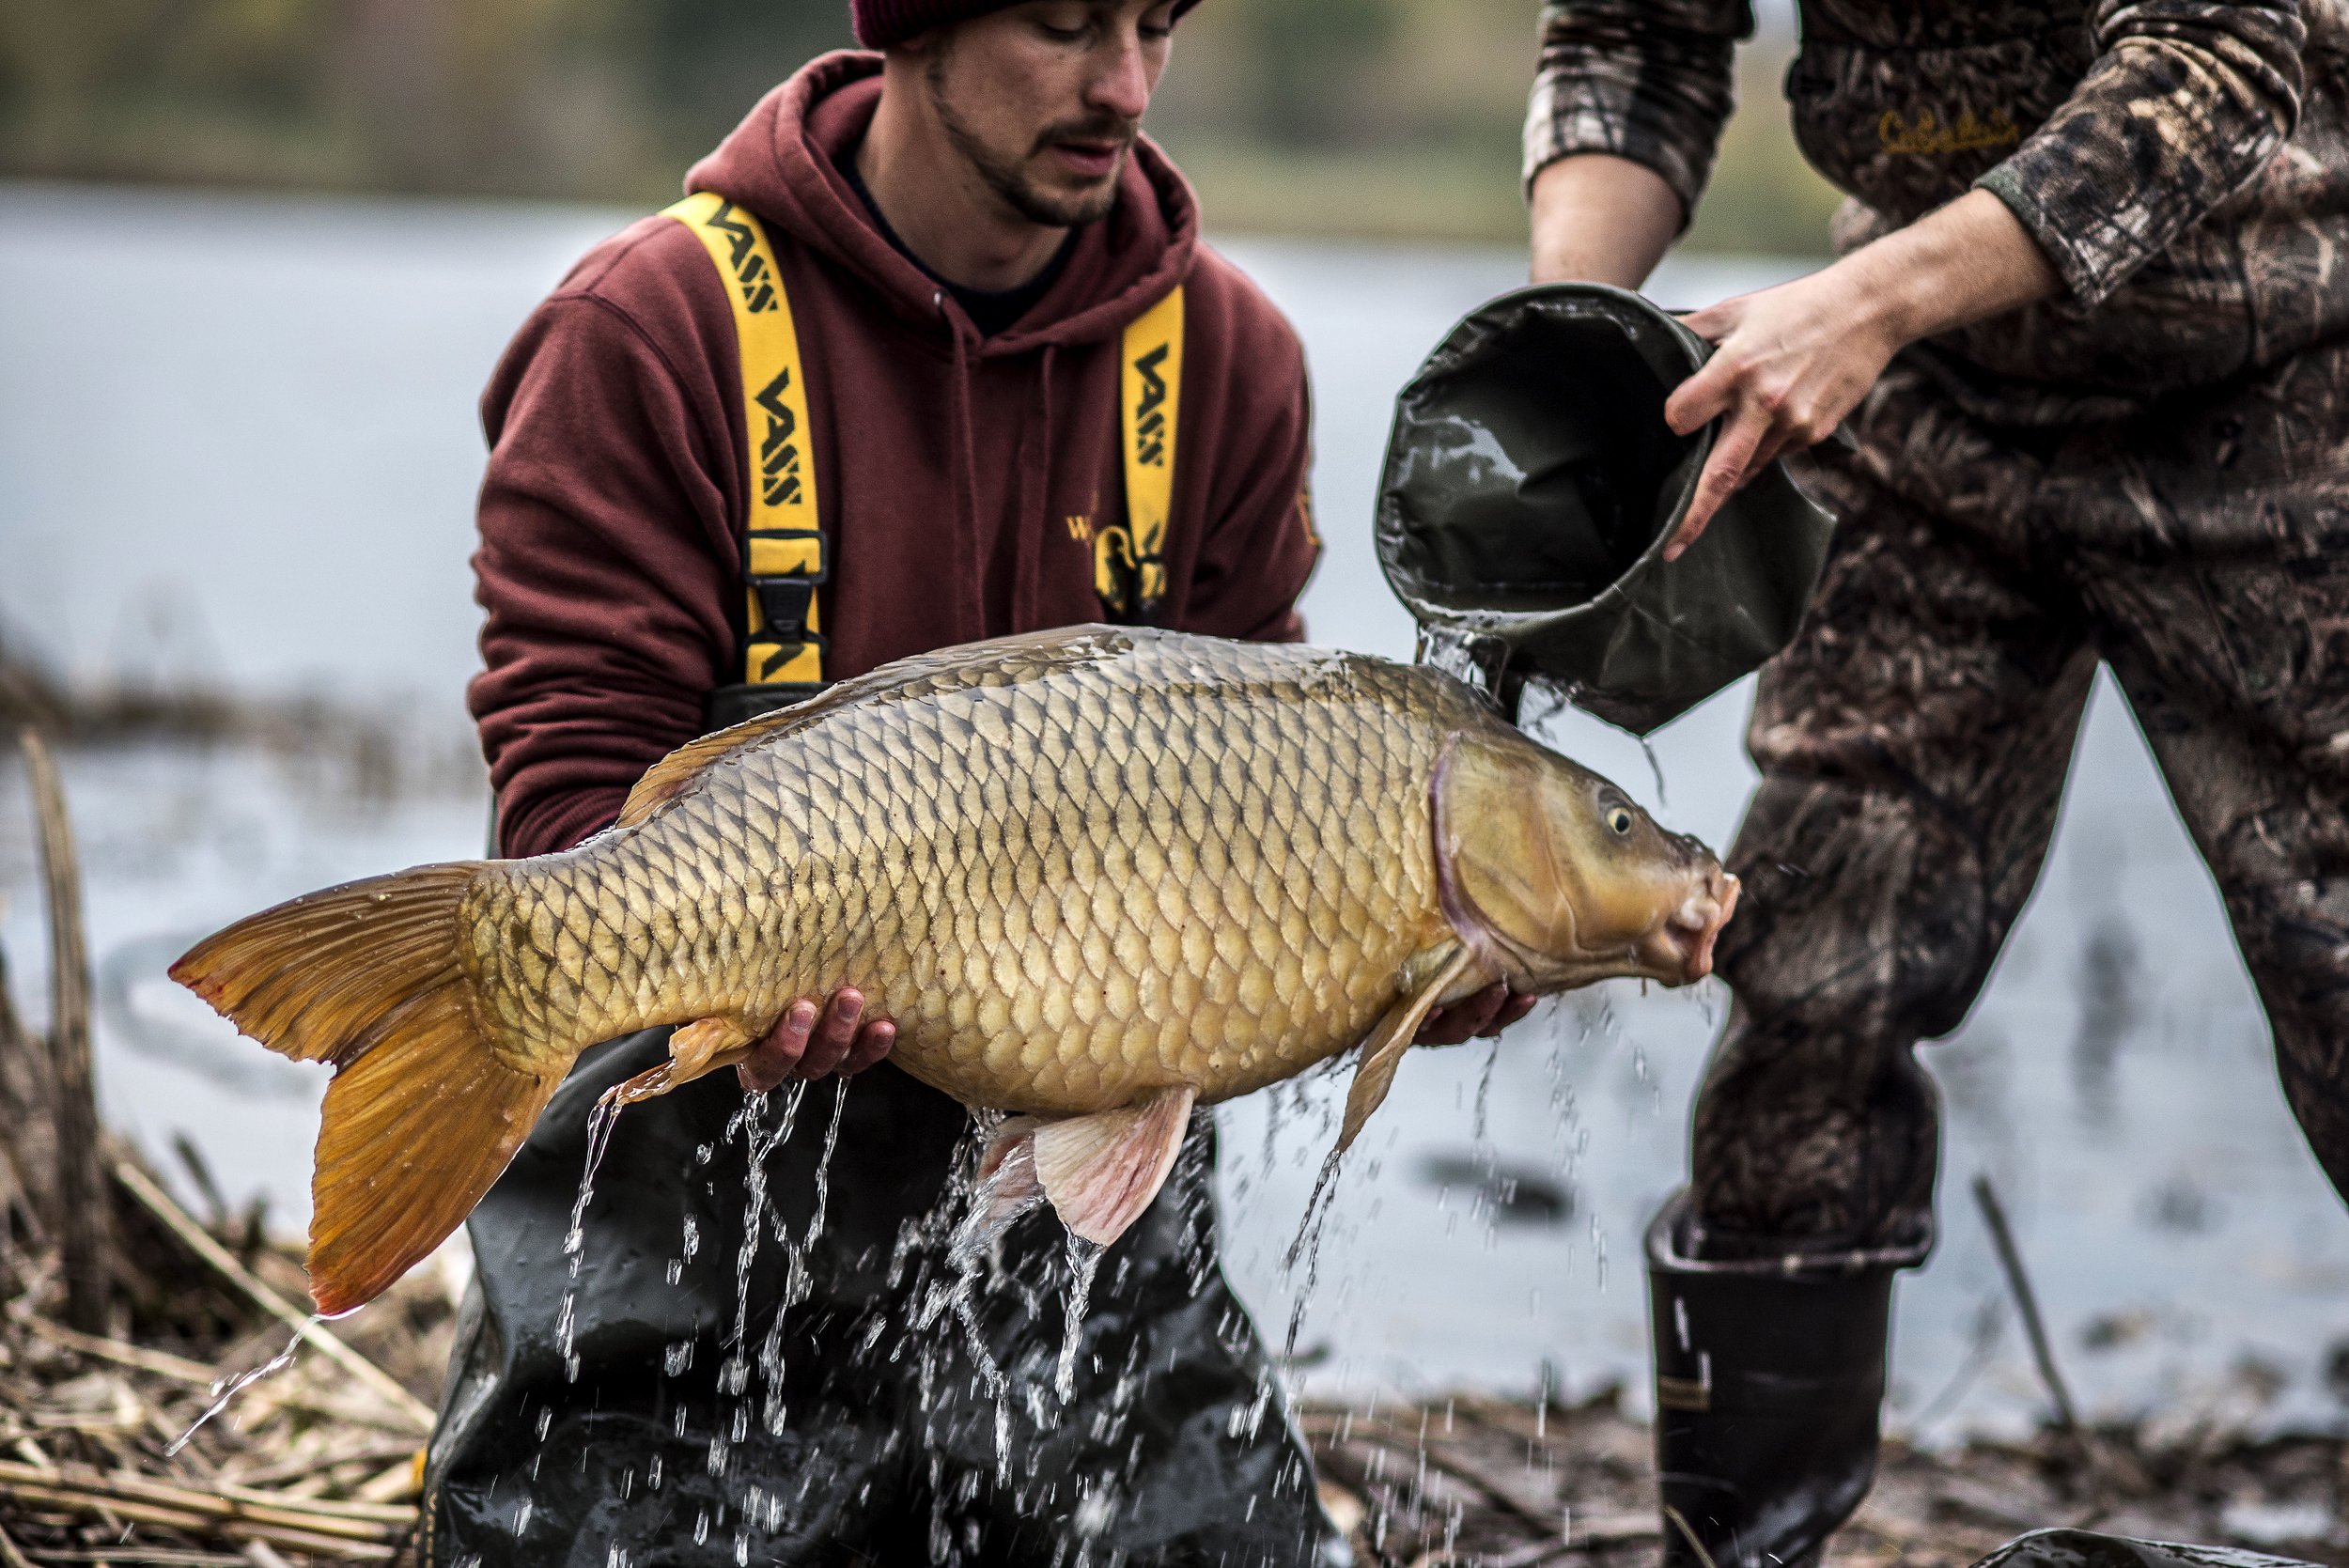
[1522,0,1752,220]
[1974,0,2305,307]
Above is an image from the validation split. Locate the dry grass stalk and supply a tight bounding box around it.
[108,1164,433,1433]
[0,754,448,1565]
[16,730,109,1335]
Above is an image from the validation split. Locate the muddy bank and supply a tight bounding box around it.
[1309,1389,2349,1568]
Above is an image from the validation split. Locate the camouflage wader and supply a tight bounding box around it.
[1698,335,2349,1252]
[1529,1,2349,1563]
[1633,332,2349,1568]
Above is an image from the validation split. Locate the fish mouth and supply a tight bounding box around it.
[1643,868,1740,984]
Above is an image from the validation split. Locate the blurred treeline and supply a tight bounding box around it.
[0,0,1837,251]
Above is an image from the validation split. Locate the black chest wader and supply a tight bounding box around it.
[423,194,1340,1568]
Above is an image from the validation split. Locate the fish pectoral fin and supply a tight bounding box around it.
[668,1015,765,1082]
[1031,1086,1199,1248]
[1340,947,1476,1152]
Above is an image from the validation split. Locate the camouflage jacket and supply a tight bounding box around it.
[1528,0,2349,411]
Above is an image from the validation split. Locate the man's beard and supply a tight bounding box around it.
[927,51,1134,228]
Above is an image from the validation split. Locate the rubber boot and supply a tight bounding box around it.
[1646,1191,1930,1568]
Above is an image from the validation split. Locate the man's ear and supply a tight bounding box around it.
[887,18,957,60]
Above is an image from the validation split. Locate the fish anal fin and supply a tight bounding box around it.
[966,1118,1049,1248]
[981,1115,1048,1180]
[1032,1086,1198,1247]
[1340,947,1477,1152]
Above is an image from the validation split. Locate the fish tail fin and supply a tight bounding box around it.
[171,864,561,1315]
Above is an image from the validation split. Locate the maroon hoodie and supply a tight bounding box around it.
[469,52,1319,858]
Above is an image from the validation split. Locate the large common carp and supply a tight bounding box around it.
[174,627,1736,1314]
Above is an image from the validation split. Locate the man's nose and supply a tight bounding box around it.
[1083,26,1153,124]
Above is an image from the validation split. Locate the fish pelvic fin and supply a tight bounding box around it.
[599,1015,770,1112]
[669,1016,763,1080]
[1339,946,1477,1152]
[170,863,561,1315]
[1029,1086,1198,1247]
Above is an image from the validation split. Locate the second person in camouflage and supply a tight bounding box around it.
[1522,2,2349,1566]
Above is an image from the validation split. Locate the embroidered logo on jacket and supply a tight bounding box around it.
[1878,108,2020,157]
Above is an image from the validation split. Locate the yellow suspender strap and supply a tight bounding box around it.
[664,192,825,688]
[1111,286,1183,618]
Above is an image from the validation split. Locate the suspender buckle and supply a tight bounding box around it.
[754,577,818,641]
[743,527,827,682]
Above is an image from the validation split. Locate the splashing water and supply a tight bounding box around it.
[1639,736,1669,809]
[1513,673,1577,735]
[1053,1234,1105,1402]
[167,1317,312,1453]
[1470,1039,1501,1238]
[704,1079,804,1494]
[922,1119,1041,1453]
[1414,626,1510,701]
[754,1078,849,1437]
[1279,1145,1347,1363]
[556,1093,628,1383]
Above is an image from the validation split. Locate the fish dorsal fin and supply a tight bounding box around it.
[1031,1085,1198,1246]
[614,711,814,830]
[612,626,1147,831]
[1340,947,1475,1151]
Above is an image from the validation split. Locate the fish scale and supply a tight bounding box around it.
[458,630,1471,1114]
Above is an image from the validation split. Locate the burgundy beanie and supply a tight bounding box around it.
[852,0,1201,50]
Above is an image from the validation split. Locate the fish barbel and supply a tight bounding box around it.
[174,627,1736,1313]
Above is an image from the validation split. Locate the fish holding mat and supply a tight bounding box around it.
[172,626,1736,1314]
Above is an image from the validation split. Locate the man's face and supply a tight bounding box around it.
[922,1,1179,229]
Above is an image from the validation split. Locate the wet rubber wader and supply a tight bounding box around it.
[1646,1192,1929,1568]
[425,195,1342,1568]
[1375,283,1835,736]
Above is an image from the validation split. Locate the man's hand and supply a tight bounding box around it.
[1657,188,2060,561]
[739,986,896,1092]
[1659,270,1901,560]
[1416,982,1537,1046]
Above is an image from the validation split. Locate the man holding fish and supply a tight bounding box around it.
[169,2,1744,1564]
[1521,2,2349,1564]
[439,3,1351,1561]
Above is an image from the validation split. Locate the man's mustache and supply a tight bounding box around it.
[1032,116,1139,159]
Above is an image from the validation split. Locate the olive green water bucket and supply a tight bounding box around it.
[1376,282,1835,736]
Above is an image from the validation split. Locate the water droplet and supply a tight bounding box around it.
[167,1317,311,1454]
[1054,1234,1105,1403]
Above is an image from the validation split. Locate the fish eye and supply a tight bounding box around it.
[1606,804,1635,836]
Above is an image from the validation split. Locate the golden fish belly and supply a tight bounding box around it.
[464,629,1487,1113]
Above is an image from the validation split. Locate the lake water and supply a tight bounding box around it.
[2,181,2343,1443]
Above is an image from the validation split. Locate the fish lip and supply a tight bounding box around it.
[1647,869,1739,984]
